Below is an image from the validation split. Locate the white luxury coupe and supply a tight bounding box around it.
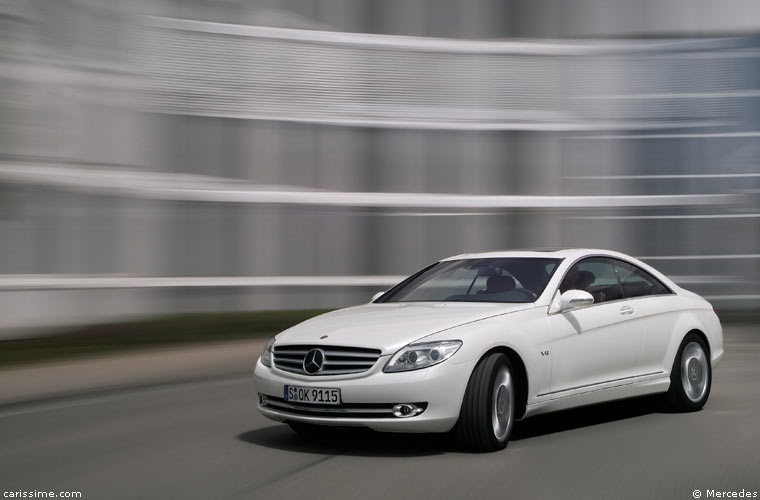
[254,249,723,452]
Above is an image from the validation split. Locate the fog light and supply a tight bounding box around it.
[392,403,423,418]
[258,394,267,406]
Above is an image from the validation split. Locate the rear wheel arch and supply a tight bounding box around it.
[670,328,710,370]
[686,328,710,355]
[665,330,712,411]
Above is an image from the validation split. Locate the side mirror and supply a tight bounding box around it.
[371,291,386,302]
[558,290,594,311]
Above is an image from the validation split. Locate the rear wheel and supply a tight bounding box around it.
[453,353,515,452]
[665,333,711,411]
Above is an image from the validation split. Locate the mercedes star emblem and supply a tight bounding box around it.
[303,348,325,374]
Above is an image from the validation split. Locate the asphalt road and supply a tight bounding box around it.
[0,325,758,500]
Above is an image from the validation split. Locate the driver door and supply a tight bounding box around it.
[543,257,643,397]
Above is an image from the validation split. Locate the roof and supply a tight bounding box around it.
[441,248,622,261]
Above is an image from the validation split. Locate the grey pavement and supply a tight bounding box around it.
[0,326,757,500]
[0,339,267,405]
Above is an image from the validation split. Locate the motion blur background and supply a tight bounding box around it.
[1,0,759,337]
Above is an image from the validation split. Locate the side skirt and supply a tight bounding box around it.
[521,376,670,419]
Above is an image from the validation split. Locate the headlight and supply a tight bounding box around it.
[384,340,462,373]
[260,338,275,367]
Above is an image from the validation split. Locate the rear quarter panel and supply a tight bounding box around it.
[654,292,723,377]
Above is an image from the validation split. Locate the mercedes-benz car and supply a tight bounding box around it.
[254,249,723,452]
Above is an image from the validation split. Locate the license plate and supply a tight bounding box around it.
[284,385,341,405]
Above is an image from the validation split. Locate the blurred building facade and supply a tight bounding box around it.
[0,0,758,334]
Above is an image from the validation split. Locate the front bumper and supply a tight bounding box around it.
[253,356,475,433]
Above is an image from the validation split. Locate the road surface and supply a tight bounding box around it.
[0,325,758,500]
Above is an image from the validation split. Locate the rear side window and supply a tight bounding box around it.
[612,259,671,298]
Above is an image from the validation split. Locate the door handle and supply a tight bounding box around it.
[619,305,634,316]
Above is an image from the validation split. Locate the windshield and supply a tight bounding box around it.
[378,257,562,303]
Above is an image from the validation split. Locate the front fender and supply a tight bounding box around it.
[422,307,549,401]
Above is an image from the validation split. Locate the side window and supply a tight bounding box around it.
[559,258,623,304]
[612,259,671,298]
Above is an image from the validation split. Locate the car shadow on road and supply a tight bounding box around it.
[512,394,667,441]
[238,394,670,456]
[237,425,450,457]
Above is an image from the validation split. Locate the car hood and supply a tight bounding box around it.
[274,302,532,355]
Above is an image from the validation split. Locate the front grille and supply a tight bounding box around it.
[260,396,427,419]
[273,344,382,376]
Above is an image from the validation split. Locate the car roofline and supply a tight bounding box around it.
[440,248,605,261]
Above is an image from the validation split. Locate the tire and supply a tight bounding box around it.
[665,333,712,412]
[453,353,515,452]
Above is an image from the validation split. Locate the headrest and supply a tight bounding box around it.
[576,270,595,287]
[486,275,516,293]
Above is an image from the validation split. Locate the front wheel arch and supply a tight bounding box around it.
[479,346,528,420]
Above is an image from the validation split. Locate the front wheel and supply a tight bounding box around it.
[453,353,515,452]
[665,333,712,411]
